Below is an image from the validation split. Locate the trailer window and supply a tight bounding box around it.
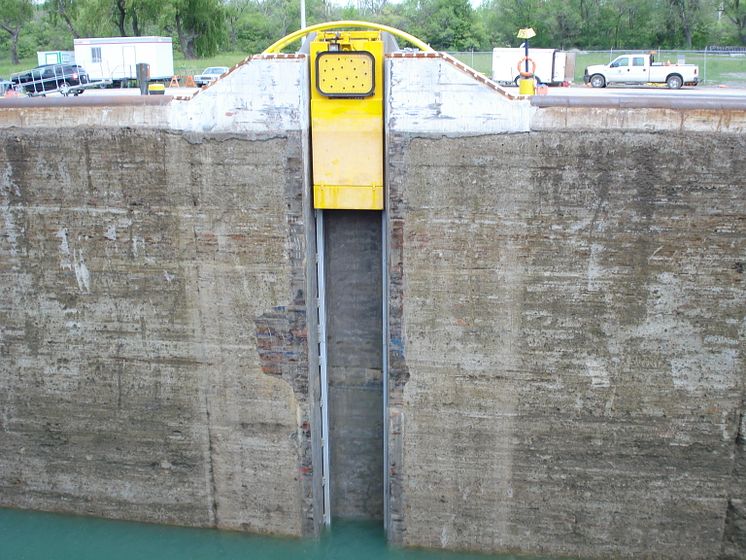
[92,47,102,63]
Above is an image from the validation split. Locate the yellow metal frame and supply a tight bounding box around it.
[264,21,431,210]
[309,29,386,210]
[262,20,432,54]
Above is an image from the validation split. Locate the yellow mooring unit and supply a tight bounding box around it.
[310,30,384,210]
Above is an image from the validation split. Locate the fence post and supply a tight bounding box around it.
[704,46,708,84]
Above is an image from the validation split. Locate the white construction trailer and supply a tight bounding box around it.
[37,51,75,66]
[73,36,174,84]
[492,48,575,86]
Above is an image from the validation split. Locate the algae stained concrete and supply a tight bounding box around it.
[2,47,746,560]
[386,129,746,559]
[0,55,319,537]
[0,127,312,535]
[384,54,746,560]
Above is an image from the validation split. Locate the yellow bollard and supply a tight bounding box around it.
[518,78,535,95]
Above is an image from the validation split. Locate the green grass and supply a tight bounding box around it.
[0,56,37,80]
[448,51,493,75]
[674,52,746,85]
[172,51,253,78]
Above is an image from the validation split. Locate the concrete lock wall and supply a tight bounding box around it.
[385,55,746,560]
[0,49,745,560]
[0,56,322,537]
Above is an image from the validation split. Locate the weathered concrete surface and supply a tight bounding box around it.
[324,211,383,519]
[532,103,746,133]
[386,54,533,135]
[385,130,746,559]
[0,124,317,537]
[0,102,170,129]
[170,55,309,134]
[722,407,746,559]
[2,49,746,560]
[0,56,323,537]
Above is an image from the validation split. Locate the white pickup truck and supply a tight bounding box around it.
[583,54,699,89]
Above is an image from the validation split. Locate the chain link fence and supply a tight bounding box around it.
[448,49,746,87]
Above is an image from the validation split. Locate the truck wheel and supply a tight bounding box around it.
[590,74,606,88]
[666,74,683,89]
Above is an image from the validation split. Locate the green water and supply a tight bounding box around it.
[0,508,554,560]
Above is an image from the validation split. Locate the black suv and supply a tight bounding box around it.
[11,64,90,95]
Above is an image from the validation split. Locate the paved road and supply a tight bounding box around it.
[546,83,746,99]
[526,83,746,109]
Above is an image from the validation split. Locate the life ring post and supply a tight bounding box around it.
[516,56,536,95]
[517,56,536,78]
[516,26,537,95]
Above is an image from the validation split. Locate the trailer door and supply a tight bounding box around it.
[122,46,136,79]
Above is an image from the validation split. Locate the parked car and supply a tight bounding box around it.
[11,63,90,95]
[193,66,228,86]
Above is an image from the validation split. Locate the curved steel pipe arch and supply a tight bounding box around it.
[262,20,432,54]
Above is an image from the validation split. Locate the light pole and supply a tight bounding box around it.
[301,0,306,29]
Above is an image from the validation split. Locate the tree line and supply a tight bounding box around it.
[2,0,746,65]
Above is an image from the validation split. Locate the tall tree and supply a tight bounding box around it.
[724,0,746,44]
[127,0,161,36]
[114,0,127,35]
[480,0,543,47]
[170,0,226,58]
[0,0,33,64]
[48,0,81,38]
[402,0,485,50]
[669,0,699,48]
[222,0,250,50]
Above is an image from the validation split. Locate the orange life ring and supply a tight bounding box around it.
[517,56,536,78]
